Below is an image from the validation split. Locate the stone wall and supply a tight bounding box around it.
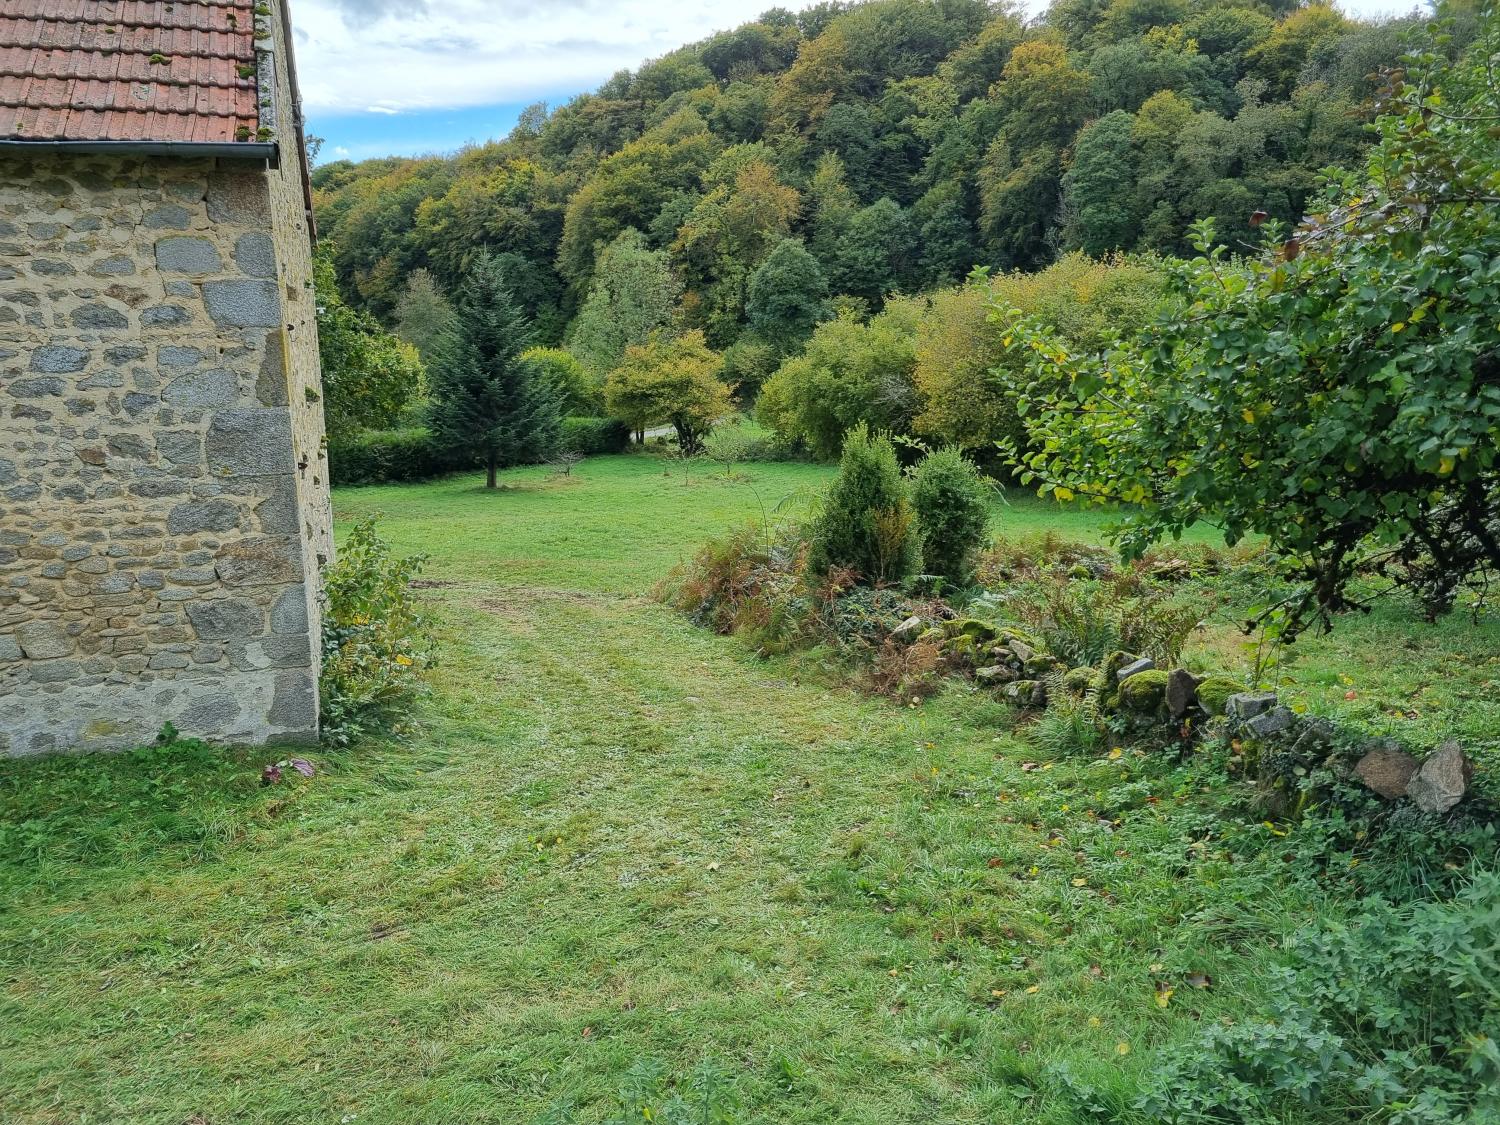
[0,146,330,754]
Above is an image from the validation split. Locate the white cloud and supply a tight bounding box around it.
[291,0,1431,115]
[291,0,813,114]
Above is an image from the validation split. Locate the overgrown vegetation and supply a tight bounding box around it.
[319,517,434,746]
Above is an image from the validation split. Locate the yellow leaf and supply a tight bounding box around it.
[1438,455,1456,476]
[1116,1042,1131,1056]
[1088,1016,1102,1028]
[1071,877,1089,887]
[1108,747,1124,760]
[1054,486,1075,502]
[1156,988,1174,1009]
[1149,962,1164,972]
[1025,985,1040,994]
[1241,408,1255,423]
[1392,322,1406,333]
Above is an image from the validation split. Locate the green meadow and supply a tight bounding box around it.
[3,453,1495,1124]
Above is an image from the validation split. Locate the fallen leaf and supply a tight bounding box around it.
[1155,986,1174,1009]
[1187,972,1212,990]
[1116,1042,1131,1056]
[1071,877,1089,887]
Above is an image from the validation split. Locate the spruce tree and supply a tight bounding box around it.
[429,253,564,489]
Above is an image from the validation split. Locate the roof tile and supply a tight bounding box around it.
[0,0,262,144]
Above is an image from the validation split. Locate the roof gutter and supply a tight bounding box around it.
[0,138,279,165]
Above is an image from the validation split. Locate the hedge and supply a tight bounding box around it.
[330,418,631,485]
[328,427,469,486]
[560,416,631,455]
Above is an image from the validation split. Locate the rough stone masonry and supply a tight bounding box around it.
[0,149,332,754]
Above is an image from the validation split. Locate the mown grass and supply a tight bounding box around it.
[2,452,1495,1123]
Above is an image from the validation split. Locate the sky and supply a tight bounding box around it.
[295,0,1429,164]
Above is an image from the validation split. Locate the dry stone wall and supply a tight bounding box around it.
[0,152,330,754]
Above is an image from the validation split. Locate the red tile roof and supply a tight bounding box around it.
[0,0,262,144]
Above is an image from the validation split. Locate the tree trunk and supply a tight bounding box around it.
[486,452,497,489]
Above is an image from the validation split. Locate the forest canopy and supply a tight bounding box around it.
[312,0,1421,351]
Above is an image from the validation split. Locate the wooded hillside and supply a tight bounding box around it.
[312,0,1416,348]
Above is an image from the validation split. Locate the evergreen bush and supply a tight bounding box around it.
[909,446,990,587]
[808,424,920,585]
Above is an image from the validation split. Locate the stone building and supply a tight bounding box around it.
[0,0,332,753]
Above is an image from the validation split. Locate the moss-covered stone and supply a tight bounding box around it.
[1004,679,1046,708]
[943,618,998,644]
[1100,650,1140,686]
[1117,669,1170,713]
[1195,676,1246,717]
[1062,666,1100,693]
[1023,654,1060,677]
[946,634,978,661]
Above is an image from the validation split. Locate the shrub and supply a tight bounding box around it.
[522,347,602,414]
[756,300,922,460]
[1135,870,1500,1124]
[329,427,467,485]
[701,420,757,477]
[559,415,631,455]
[320,518,435,747]
[808,424,920,586]
[909,447,991,588]
[659,522,806,648]
[912,256,1163,458]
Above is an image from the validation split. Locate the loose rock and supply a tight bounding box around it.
[1226,691,1277,722]
[1165,668,1200,718]
[1353,742,1419,800]
[1406,742,1473,814]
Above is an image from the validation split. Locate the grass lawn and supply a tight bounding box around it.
[3,453,1496,1123]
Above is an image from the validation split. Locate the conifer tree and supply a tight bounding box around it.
[808,423,920,585]
[429,253,564,489]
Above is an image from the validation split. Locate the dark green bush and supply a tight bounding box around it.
[328,427,468,485]
[808,424,920,586]
[909,447,990,587]
[560,415,631,455]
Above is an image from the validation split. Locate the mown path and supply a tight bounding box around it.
[2,460,1308,1124]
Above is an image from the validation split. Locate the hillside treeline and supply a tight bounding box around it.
[312,0,1415,355]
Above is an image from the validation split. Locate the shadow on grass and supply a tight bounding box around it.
[0,738,304,877]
